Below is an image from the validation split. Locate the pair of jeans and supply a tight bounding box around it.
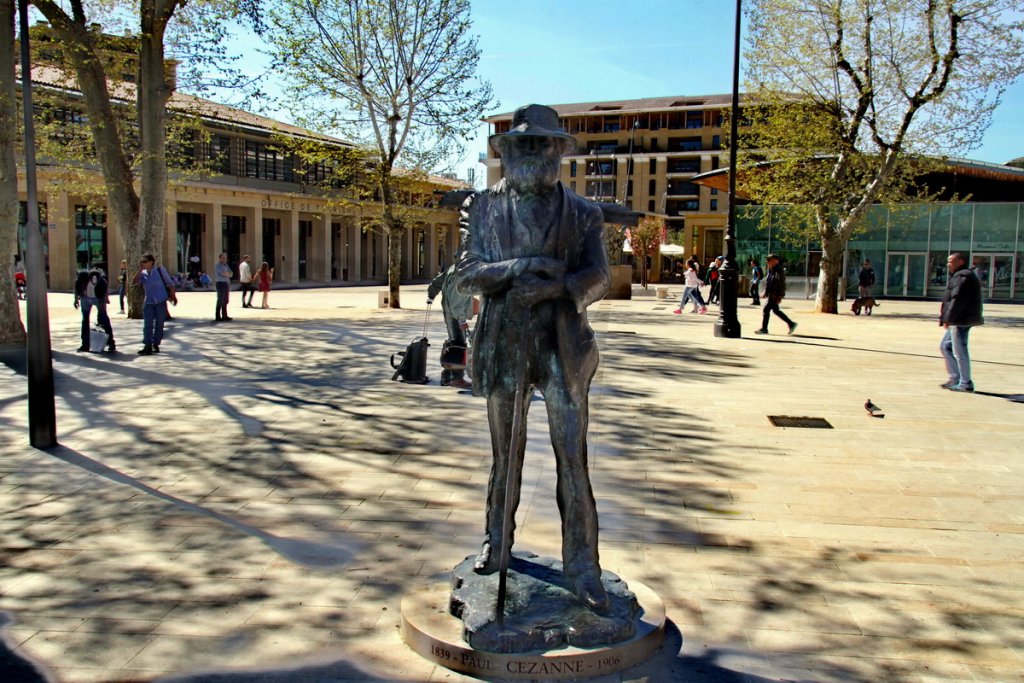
[680,287,707,310]
[240,282,255,306]
[761,297,793,331]
[940,326,972,387]
[215,281,230,319]
[79,297,113,348]
[142,302,168,345]
[749,281,760,305]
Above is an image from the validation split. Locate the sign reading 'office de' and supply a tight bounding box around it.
[260,199,323,213]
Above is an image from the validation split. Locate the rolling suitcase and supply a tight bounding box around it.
[391,337,430,384]
[390,306,430,384]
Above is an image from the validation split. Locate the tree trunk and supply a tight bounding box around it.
[379,174,402,309]
[32,11,145,316]
[0,0,24,345]
[814,227,846,314]
[139,2,172,263]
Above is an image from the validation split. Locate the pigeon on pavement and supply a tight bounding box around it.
[864,399,884,418]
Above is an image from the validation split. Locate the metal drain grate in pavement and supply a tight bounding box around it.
[768,415,833,429]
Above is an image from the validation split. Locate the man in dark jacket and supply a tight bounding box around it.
[939,252,984,392]
[755,254,797,335]
[74,268,115,353]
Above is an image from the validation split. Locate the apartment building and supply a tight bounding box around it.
[482,94,747,269]
[17,26,465,291]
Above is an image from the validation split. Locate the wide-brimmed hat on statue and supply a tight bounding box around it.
[489,104,575,155]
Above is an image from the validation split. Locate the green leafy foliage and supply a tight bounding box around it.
[740,0,1024,312]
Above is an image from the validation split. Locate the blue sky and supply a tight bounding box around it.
[237,0,1023,180]
[459,0,1024,183]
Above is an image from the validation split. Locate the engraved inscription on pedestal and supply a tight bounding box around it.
[401,578,666,681]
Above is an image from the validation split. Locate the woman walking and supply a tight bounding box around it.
[255,262,273,309]
[674,258,708,314]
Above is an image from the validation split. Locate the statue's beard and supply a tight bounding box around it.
[505,157,560,195]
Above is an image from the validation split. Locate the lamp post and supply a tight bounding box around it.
[714,0,742,338]
[18,0,58,447]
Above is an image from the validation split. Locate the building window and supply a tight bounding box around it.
[710,199,718,211]
[244,140,295,182]
[712,135,721,150]
[711,188,718,195]
[570,160,577,178]
[649,158,657,174]
[686,114,702,129]
[648,179,656,195]
[585,180,615,198]
[648,200,655,212]
[570,181,577,193]
[712,156,720,170]
[667,159,701,174]
[207,134,232,174]
[668,137,702,152]
[667,181,700,195]
[627,180,634,197]
[75,205,107,272]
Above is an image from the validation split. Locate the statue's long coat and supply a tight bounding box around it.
[455,180,610,402]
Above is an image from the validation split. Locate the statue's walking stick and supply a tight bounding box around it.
[496,303,530,627]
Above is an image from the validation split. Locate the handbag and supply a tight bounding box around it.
[440,340,468,370]
[89,326,109,353]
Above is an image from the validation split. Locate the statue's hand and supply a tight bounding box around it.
[509,274,564,308]
[525,257,566,280]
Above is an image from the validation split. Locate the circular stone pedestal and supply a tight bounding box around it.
[401,580,665,680]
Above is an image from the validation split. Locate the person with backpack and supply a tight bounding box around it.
[755,253,797,335]
[133,253,177,355]
[73,267,115,353]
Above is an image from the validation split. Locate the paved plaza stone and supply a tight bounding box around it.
[0,285,1022,682]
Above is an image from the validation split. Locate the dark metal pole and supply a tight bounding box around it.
[18,0,58,448]
[714,0,742,338]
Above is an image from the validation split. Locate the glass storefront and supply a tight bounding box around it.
[737,203,1023,301]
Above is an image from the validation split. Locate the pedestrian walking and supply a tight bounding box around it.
[73,267,115,353]
[674,258,707,314]
[255,262,273,309]
[214,252,233,322]
[749,258,763,305]
[755,254,797,335]
[133,254,177,355]
[238,255,255,308]
[939,252,984,392]
[116,259,128,313]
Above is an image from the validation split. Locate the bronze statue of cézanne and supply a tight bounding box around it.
[455,104,612,611]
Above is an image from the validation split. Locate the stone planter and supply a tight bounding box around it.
[605,264,633,300]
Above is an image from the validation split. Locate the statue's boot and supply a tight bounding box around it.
[569,568,609,613]
[473,541,499,574]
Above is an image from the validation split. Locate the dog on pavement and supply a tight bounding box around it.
[851,296,879,315]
